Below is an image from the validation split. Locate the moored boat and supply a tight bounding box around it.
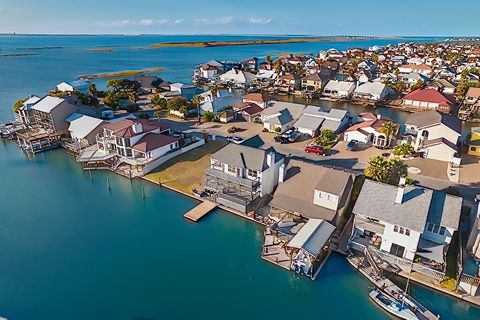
[369,289,419,320]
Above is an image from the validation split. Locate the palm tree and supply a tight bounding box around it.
[192,95,202,124]
[379,121,398,148]
[265,55,272,66]
[388,158,408,185]
[393,143,415,157]
[274,60,283,73]
[88,83,97,96]
[364,156,391,183]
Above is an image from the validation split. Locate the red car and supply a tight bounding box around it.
[304,145,324,155]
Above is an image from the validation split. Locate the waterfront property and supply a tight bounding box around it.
[352,82,392,102]
[401,89,454,114]
[344,113,399,148]
[294,105,349,136]
[56,79,91,93]
[65,113,106,152]
[403,111,462,164]
[205,144,284,213]
[322,80,356,99]
[14,95,40,125]
[349,178,462,278]
[30,95,79,133]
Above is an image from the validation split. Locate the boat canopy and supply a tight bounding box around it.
[288,219,335,257]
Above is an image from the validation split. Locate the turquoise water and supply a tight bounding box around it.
[1,140,479,319]
[0,35,479,319]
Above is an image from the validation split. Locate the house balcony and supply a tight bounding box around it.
[96,133,115,144]
[205,168,260,190]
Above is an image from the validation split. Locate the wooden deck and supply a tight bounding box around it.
[184,200,217,222]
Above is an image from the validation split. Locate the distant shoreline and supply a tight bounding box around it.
[78,67,165,79]
[147,36,386,49]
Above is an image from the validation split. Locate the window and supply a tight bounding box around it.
[247,169,258,178]
[390,244,405,258]
[394,225,399,232]
[319,192,331,200]
[433,224,440,233]
[471,146,477,152]
[227,165,236,174]
[399,227,404,234]
[124,139,130,147]
[405,229,410,236]
[440,227,446,235]
[427,223,434,232]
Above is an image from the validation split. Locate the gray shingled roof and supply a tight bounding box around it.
[211,144,280,172]
[353,180,462,232]
[288,219,336,257]
[406,111,462,135]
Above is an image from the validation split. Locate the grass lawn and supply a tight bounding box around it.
[144,140,227,195]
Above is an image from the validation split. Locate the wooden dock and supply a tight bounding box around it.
[184,200,217,222]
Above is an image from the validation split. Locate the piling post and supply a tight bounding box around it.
[107,177,111,191]
[89,169,93,182]
[142,186,145,199]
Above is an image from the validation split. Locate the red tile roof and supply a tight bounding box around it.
[403,89,453,107]
[131,133,179,153]
[399,64,432,71]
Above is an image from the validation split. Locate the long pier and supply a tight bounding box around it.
[184,200,217,222]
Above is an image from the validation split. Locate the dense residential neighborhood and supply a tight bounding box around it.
[3,39,480,315]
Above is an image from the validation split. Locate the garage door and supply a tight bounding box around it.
[425,148,453,162]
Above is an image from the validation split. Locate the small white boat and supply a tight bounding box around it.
[369,289,419,320]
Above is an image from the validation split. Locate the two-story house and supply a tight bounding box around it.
[294,105,350,137]
[205,144,284,213]
[403,111,462,164]
[15,95,40,125]
[96,118,177,165]
[349,178,462,274]
[344,113,399,148]
[31,95,79,133]
[260,101,306,133]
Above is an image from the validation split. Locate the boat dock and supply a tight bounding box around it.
[347,252,439,320]
[184,200,217,222]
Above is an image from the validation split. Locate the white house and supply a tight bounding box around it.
[15,95,41,125]
[219,69,255,87]
[205,144,284,213]
[322,80,356,99]
[294,105,350,136]
[467,199,480,263]
[198,90,241,114]
[344,113,399,148]
[398,64,433,77]
[403,111,461,163]
[260,101,306,133]
[353,82,392,101]
[350,179,462,267]
[56,80,92,93]
[96,118,177,165]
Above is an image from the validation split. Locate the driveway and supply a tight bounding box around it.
[460,154,480,185]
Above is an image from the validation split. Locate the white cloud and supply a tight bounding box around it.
[95,16,272,28]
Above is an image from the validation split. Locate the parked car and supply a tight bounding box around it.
[281,128,295,138]
[274,135,290,144]
[347,140,359,151]
[227,136,244,144]
[288,131,302,142]
[304,145,324,155]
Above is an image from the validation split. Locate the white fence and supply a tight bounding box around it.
[142,138,205,175]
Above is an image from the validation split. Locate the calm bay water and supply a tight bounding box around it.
[0,35,479,319]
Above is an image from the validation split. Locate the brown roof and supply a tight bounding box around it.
[467,87,480,98]
[104,118,164,138]
[237,104,263,116]
[131,133,179,153]
[346,113,397,132]
[403,89,453,107]
[400,64,432,71]
[243,92,269,104]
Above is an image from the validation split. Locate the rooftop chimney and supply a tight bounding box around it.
[278,164,286,183]
[377,114,382,120]
[266,152,275,167]
[132,122,143,134]
[395,176,407,204]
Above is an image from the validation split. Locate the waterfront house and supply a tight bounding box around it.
[398,64,433,77]
[467,199,480,263]
[219,69,255,88]
[269,160,355,225]
[218,109,235,123]
[260,101,305,133]
[322,80,356,99]
[301,72,329,92]
[31,95,78,133]
[344,113,399,148]
[294,105,350,136]
[56,80,92,93]
[205,144,284,213]
[169,83,203,100]
[133,75,165,93]
[15,95,41,125]
[429,79,456,95]
[242,92,269,109]
[240,57,258,72]
[403,111,462,164]
[398,72,429,86]
[401,89,454,113]
[352,82,392,101]
[199,90,241,114]
[349,178,462,276]
[66,113,106,147]
[467,127,480,157]
[465,87,480,105]
[95,118,177,166]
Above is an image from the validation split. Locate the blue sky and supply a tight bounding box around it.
[0,0,478,36]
